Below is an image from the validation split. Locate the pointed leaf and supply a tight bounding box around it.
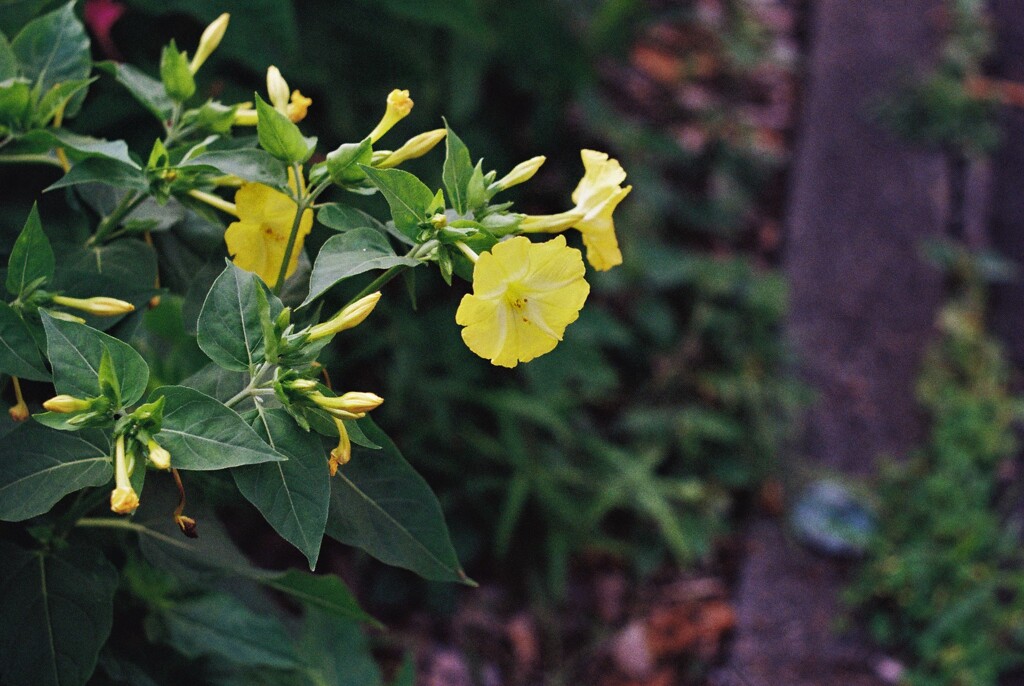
[96,61,173,120]
[0,424,110,521]
[255,93,315,163]
[359,166,434,239]
[441,121,473,214]
[302,229,420,306]
[41,313,148,406]
[325,418,468,583]
[151,385,285,470]
[233,409,330,569]
[179,149,287,186]
[263,569,379,626]
[0,301,49,381]
[198,263,283,372]
[0,542,118,686]
[7,203,53,296]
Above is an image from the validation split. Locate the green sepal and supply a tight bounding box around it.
[326,137,372,185]
[159,39,195,102]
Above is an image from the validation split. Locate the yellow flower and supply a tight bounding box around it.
[456,235,589,368]
[224,170,313,284]
[328,417,351,476]
[521,150,631,272]
[368,89,413,142]
[287,90,312,123]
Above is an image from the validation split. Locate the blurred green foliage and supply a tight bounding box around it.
[847,246,1024,686]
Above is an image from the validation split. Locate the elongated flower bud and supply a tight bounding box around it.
[368,89,413,143]
[189,13,230,73]
[266,66,291,114]
[328,417,351,476]
[286,378,319,392]
[52,295,135,316]
[110,436,139,515]
[43,394,91,413]
[375,129,447,168]
[492,156,546,192]
[147,438,171,470]
[306,291,382,341]
[42,309,86,324]
[518,210,585,234]
[311,391,383,417]
[233,107,258,126]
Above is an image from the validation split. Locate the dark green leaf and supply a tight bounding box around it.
[302,229,420,306]
[0,30,17,80]
[0,542,118,686]
[11,2,91,117]
[325,137,371,185]
[34,76,94,126]
[41,313,149,406]
[263,569,379,626]
[316,203,386,233]
[298,609,383,686]
[0,301,49,380]
[359,166,434,239]
[7,203,53,296]
[255,93,315,163]
[441,121,473,214]
[326,418,468,583]
[158,593,298,669]
[151,385,285,470]
[233,409,329,569]
[96,61,173,120]
[179,149,287,186]
[19,128,138,168]
[0,424,110,521]
[198,263,282,372]
[46,157,149,192]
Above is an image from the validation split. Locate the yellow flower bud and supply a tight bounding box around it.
[375,129,447,168]
[43,394,91,413]
[368,89,413,143]
[430,213,448,229]
[306,291,382,340]
[42,309,86,324]
[147,438,171,470]
[287,378,319,392]
[189,13,230,73]
[266,66,291,114]
[110,436,139,514]
[287,90,312,123]
[518,210,585,234]
[328,418,351,476]
[232,107,258,126]
[311,391,383,417]
[51,295,135,317]
[493,156,546,192]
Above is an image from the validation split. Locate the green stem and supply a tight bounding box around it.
[92,192,146,245]
[340,243,428,308]
[272,162,311,295]
[0,153,65,167]
[75,517,147,533]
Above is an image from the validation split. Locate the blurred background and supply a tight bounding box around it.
[8,0,1024,684]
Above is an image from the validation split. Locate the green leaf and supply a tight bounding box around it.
[53,239,157,330]
[0,301,49,380]
[96,61,173,120]
[0,424,110,521]
[298,609,383,686]
[11,2,92,117]
[441,121,474,214]
[41,313,149,406]
[263,569,379,627]
[0,77,32,129]
[34,76,95,126]
[317,203,386,233]
[7,203,53,296]
[326,418,468,583]
[157,593,298,669]
[151,385,285,470]
[255,93,315,163]
[198,263,282,372]
[46,157,149,192]
[179,149,287,186]
[359,166,435,239]
[0,31,17,80]
[0,542,118,686]
[302,229,420,306]
[233,409,330,570]
[19,129,138,168]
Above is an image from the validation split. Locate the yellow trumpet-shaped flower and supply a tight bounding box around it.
[110,435,139,515]
[328,417,351,476]
[368,89,413,142]
[521,150,631,272]
[224,170,313,284]
[456,236,589,368]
